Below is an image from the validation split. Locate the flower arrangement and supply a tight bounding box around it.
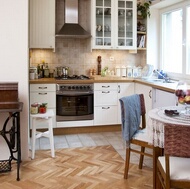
[137,1,152,19]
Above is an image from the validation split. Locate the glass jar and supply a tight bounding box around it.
[39,104,47,114]
[30,103,38,114]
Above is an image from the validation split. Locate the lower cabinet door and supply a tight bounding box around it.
[94,106,118,125]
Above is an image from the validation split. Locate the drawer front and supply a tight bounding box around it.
[94,90,118,106]
[94,83,118,91]
[30,92,56,108]
[30,84,56,92]
[94,106,118,125]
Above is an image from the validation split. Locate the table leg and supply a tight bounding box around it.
[153,147,163,189]
[16,112,21,181]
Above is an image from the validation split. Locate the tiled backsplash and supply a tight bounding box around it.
[30,43,146,76]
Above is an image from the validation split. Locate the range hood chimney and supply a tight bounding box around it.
[56,0,91,39]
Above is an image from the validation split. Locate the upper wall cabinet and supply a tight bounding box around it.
[91,0,137,50]
[29,0,55,50]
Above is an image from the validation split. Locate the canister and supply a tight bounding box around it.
[133,67,139,78]
[121,66,127,77]
[126,66,133,77]
[29,72,35,80]
[115,66,121,77]
[138,66,142,77]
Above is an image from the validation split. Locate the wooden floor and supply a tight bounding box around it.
[0,145,153,189]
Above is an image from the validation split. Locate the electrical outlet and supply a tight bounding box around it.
[110,57,114,61]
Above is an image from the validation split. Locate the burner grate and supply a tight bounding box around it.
[55,75,90,80]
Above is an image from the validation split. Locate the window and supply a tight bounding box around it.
[160,1,190,79]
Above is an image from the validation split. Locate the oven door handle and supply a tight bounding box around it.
[56,91,93,96]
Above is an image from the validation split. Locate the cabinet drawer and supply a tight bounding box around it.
[94,90,118,106]
[30,92,56,108]
[30,84,56,92]
[94,106,118,125]
[94,83,118,91]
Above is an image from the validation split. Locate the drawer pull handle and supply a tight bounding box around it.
[38,93,47,95]
[102,107,110,109]
[118,85,121,93]
[102,91,110,94]
[102,86,110,88]
[38,87,47,89]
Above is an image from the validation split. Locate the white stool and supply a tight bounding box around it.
[30,109,55,159]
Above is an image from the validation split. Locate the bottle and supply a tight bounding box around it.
[40,64,44,78]
[44,63,49,78]
[97,56,102,75]
[37,64,40,75]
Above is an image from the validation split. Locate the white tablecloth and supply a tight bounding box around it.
[148,106,190,148]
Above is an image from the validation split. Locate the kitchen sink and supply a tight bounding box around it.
[141,78,176,84]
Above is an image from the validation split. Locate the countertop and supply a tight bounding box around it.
[29,76,178,93]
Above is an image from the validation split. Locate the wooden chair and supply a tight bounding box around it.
[157,124,190,189]
[119,94,153,179]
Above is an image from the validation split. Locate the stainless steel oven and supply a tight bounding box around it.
[56,84,94,121]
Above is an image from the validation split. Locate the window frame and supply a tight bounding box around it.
[160,1,190,81]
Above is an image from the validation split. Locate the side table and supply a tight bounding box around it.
[0,102,23,181]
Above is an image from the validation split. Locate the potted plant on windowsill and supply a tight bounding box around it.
[137,1,152,19]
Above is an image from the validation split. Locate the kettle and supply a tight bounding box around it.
[62,67,69,78]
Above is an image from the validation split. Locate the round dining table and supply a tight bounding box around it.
[148,105,190,189]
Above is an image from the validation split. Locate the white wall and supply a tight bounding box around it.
[0,0,29,160]
[147,7,160,70]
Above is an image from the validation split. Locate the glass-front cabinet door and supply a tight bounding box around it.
[92,0,113,49]
[91,0,136,50]
[116,0,136,49]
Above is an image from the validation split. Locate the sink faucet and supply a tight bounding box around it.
[153,70,170,82]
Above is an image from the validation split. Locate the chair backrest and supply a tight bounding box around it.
[120,94,146,129]
[139,94,146,129]
[164,124,190,158]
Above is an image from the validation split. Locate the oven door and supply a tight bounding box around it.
[56,93,94,121]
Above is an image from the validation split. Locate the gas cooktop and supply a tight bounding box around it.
[55,75,91,80]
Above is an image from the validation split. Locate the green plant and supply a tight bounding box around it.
[137,1,152,19]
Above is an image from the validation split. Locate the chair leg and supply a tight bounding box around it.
[124,147,130,179]
[31,118,36,159]
[139,146,145,169]
[48,117,55,158]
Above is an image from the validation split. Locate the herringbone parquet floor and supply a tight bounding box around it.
[0,145,153,189]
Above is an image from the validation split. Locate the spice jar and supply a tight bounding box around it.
[39,106,46,113]
[30,103,38,114]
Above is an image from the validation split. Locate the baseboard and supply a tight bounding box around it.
[30,124,121,136]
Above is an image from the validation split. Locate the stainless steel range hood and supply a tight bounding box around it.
[56,0,91,39]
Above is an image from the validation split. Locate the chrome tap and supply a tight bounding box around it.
[153,70,170,83]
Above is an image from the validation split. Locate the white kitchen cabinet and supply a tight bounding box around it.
[29,0,55,50]
[91,0,137,50]
[117,82,134,123]
[94,83,118,125]
[30,84,56,128]
[135,83,152,120]
[152,89,176,108]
